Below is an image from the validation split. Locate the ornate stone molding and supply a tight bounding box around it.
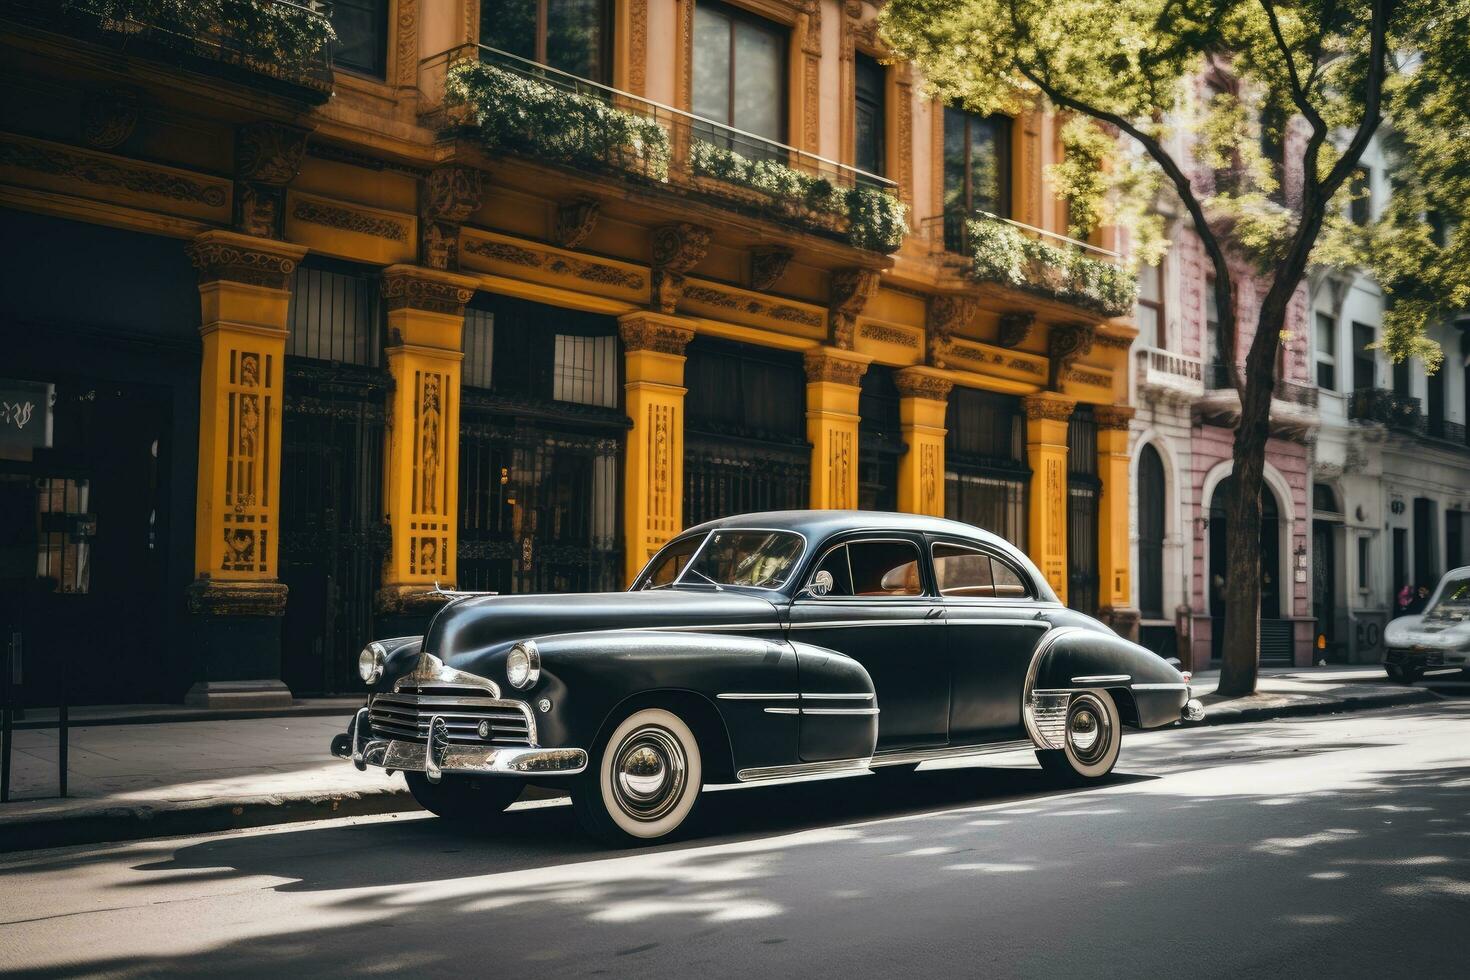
[1023,393,1078,422]
[998,312,1035,349]
[460,235,647,293]
[1093,331,1134,351]
[860,322,921,349]
[627,0,649,94]
[894,369,954,402]
[750,247,794,291]
[1094,405,1136,430]
[805,348,870,387]
[291,198,408,241]
[420,165,485,270]
[554,197,600,249]
[619,313,695,355]
[1047,322,1096,390]
[651,222,711,314]
[395,0,420,89]
[926,293,981,368]
[828,267,880,349]
[681,284,823,329]
[81,87,139,150]
[0,134,228,210]
[234,122,310,239]
[186,578,289,617]
[380,266,477,316]
[187,230,305,289]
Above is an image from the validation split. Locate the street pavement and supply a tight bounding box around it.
[2,700,1467,979]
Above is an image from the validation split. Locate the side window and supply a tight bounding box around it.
[991,558,1029,598]
[934,544,994,597]
[848,540,923,596]
[641,535,700,588]
[812,545,855,597]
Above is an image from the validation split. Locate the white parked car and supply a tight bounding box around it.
[1383,566,1470,681]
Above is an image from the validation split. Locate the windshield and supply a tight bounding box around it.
[685,530,805,589]
[1425,575,1470,622]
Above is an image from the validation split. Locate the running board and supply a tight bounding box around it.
[869,739,1035,768]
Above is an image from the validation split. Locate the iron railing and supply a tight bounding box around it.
[1204,360,1319,408]
[2,0,335,100]
[922,210,1122,265]
[1349,387,1423,433]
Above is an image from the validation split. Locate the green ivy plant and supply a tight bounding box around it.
[689,140,907,253]
[965,215,1136,317]
[71,0,336,70]
[445,61,673,182]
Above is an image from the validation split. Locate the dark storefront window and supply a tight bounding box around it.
[942,108,1011,250]
[287,260,384,366]
[1066,406,1100,617]
[331,0,389,78]
[855,52,886,177]
[858,365,903,512]
[1137,443,1165,619]
[683,337,808,527]
[944,387,1028,549]
[482,0,613,83]
[693,1,787,153]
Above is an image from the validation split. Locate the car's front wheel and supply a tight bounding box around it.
[573,707,703,845]
[404,772,523,823]
[1036,690,1121,784]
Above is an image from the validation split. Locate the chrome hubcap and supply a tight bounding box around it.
[1067,695,1110,765]
[611,726,687,821]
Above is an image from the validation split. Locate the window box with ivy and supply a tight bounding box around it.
[964,214,1136,318]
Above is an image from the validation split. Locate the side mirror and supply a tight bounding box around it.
[802,569,834,598]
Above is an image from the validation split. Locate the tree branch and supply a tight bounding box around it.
[1259,0,1327,135]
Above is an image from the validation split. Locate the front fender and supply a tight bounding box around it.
[1027,626,1188,731]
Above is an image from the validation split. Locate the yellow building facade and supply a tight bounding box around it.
[0,0,1139,705]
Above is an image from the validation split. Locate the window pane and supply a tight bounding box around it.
[1134,305,1160,348]
[991,560,1028,598]
[733,21,783,141]
[546,0,606,81]
[934,545,994,597]
[855,54,885,176]
[332,0,388,77]
[1316,312,1337,357]
[463,308,495,389]
[848,541,923,596]
[813,545,854,596]
[692,7,732,126]
[969,117,1003,214]
[1138,264,1161,303]
[553,334,617,407]
[943,108,968,213]
[1353,322,1375,391]
[481,0,537,59]
[642,534,701,587]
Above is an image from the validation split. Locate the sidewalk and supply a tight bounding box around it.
[0,665,1449,853]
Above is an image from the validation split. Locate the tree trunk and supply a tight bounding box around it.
[1217,298,1292,698]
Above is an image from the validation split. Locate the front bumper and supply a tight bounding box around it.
[332,707,588,780]
[1384,647,1463,669]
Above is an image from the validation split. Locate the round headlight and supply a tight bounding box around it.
[358,642,386,684]
[506,640,540,690]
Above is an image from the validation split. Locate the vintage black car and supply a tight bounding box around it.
[332,511,1204,843]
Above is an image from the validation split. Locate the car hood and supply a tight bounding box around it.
[423,588,783,657]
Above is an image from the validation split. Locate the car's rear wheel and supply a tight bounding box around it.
[404,772,524,823]
[1036,691,1121,784]
[573,707,702,845]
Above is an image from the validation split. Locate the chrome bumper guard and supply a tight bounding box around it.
[333,707,587,780]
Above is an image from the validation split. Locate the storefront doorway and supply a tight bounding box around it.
[1209,476,1288,664]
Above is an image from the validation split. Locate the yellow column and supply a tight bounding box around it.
[895,368,953,517]
[184,231,307,707]
[805,347,871,509]
[377,265,478,616]
[1095,405,1140,638]
[619,312,696,586]
[1023,392,1076,603]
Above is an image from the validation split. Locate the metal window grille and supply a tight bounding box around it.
[858,365,903,512]
[944,387,1029,547]
[553,334,618,407]
[463,308,495,389]
[1066,407,1100,616]
[286,263,383,367]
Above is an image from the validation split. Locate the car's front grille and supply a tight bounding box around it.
[369,691,534,747]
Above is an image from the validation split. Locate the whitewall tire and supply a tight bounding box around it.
[1036,690,1121,783]
[573,707,703,844]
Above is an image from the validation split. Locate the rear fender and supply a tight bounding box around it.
[1023,627,1190,746]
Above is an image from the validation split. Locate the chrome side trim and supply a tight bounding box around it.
[788,618,942,629]
[736,757,873,782]
[1132,682,1189,691]
[763,707,801,715]
[350,706,369,769]
[717,692,800,700]
[1072,674,1131,685]
[869,739,1033,767]
[802,692,874,700]
[801,707,880,716]
[947,619,1052,628]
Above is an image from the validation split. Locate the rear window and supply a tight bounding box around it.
[933,544,1031,598]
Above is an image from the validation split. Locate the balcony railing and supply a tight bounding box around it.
[1136,346,1204,398]
[1351,387,1470,446]
[1205,360,1320,408]
[427,45,906,253]
[2,0,335,101]
[921,210,1135,318]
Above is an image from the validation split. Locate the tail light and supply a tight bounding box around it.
[1181,671,1192,683]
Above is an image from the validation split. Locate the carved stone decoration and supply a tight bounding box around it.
[805,349,869,387]
[619,314,696,356]
[926,294,981,368]
[650,222,711,314]
[998,312,1036,350]
[1094,405,1136,430]
[628,0,649,94]
[1093,331,1134,350]
[233,122,309,239]
[380,268,475,316]
[0,135,230,208]
[828,267,880,349]
[236,183,284,239]
[1047,322,1096,390]
[749,247,794,292]
[81,87,140,150]
[291,198,408,240]
[187,237,300,289]
[554,197,601,249]
[894,370,955,402]
[1022,394,1078,423]
[419,165,485,270]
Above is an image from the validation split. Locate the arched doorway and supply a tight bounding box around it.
[1208,476,1285,663]
[1137,444,1166,620]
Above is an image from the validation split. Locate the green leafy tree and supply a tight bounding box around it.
[882,0,1470,695]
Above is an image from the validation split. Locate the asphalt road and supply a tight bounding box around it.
[2,701,1468,979]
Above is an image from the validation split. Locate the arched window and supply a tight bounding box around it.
[1137,444,1166,619]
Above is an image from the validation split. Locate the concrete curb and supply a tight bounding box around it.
[0,687,1442,854]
